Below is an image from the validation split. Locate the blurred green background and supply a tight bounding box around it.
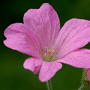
[1,0,90,90]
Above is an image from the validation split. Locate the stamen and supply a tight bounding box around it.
[39,45,56,62]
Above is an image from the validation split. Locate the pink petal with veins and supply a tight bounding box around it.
[23,58,43,74]
[24,3,60,47]
[54,19,90,58]
[57,49,90,68]
[39,61,62,82]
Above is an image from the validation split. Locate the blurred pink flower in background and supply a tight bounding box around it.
[86,68,90,81]
[4,3,90,82]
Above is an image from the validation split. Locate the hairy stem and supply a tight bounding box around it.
[46,80,53,90]
[78,84,84,90]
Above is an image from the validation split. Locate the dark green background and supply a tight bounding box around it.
[1,0,90,90]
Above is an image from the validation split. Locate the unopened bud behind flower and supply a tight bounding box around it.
[86,68,90,82]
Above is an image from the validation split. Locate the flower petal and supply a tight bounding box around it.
[4,23,30,38]
[57,49,90,68]
[4,33,41,58]
[39,61,62,82]
[23,3,60,48]
[4,23,42,52]
[23,58,43,74]
[54,19,90,58]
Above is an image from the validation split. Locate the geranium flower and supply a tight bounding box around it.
[4,3,90,82]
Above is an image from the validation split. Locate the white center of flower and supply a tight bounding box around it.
[39,45,56,62]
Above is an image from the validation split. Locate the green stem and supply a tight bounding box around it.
[78,84,84,90]
[82,68,86,80]
[78,68,86,90]
[46,80,53,90]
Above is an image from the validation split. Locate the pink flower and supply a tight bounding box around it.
[4,3,90,82]
[86,69,90,81]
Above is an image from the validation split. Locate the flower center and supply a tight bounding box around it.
[39,45,56,62]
